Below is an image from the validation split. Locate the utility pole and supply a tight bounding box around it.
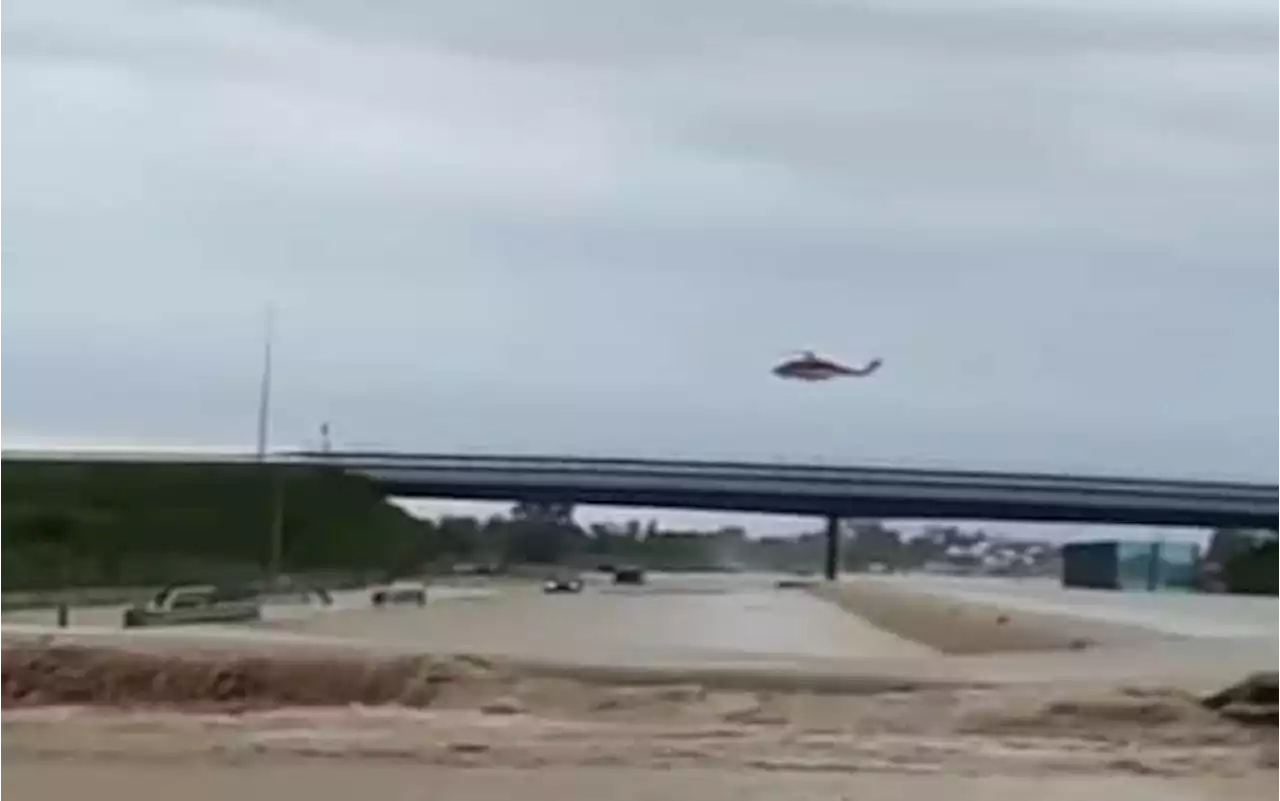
[255,304,276,461]
[255,304,285,581]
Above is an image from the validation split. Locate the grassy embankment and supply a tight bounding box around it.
[1,460,431,598]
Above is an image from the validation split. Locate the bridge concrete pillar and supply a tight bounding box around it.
[823,515,841,581]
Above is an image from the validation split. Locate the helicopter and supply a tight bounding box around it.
[772,351,883,382]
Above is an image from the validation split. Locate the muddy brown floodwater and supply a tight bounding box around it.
[7,761,1275,801]
[4,574,1276,800]
[3,642,1277,800]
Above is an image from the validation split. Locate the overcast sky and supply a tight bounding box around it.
[3,0,1276,533]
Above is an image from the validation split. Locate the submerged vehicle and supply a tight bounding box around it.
[772,351,883,382]
[542,575,585,594]
[612,567,646,585]
[121,584,263,628]
[371,580,428,607]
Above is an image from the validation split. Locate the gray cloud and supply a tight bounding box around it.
[3,0,1276,501]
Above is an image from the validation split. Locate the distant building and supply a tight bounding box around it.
[1060,540,1200,592]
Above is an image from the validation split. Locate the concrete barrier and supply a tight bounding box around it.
[3,576,363,611]
[810,578,1178,655]
[2,587,157,612]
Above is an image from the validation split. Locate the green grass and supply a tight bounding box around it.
[2,461,430,590]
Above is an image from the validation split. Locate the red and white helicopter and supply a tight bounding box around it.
[772,350,883,382]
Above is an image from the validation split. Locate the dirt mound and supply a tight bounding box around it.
[2,644,503,709]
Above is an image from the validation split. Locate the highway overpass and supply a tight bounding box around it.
[6,449,1275,580]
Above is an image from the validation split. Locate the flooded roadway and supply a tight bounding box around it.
[270,572,938,667]
[8,571,1275,671]
[1,573,935,669]
[6,572,1275,801]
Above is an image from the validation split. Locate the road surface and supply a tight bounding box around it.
[0,585,497,628]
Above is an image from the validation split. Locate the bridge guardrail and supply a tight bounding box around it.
[5,448,1275,503]
[359,465,1277,509]
[339,459,1274,499]
[289,450,1273,493]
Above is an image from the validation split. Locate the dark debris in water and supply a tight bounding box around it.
[1201,671,1278,727]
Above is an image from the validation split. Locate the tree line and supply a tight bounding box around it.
[3,462,427,588]
[0,463,793,587]
[1,462,990,587]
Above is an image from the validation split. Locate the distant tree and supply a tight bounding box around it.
[901,535,939,569]
[1204,529,1267,567]
[505,502,579,564]
[1208,529,1278,595]
[846,521,903,570]
[436,516,481,560]
[6,511,84,586]
[510,501,575,526]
